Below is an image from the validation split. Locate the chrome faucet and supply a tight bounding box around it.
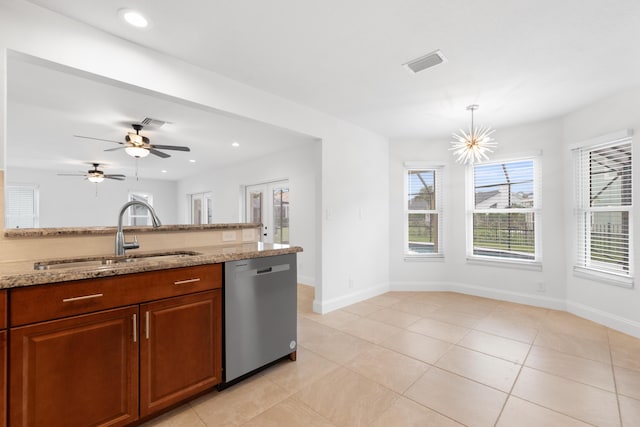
[115,200,162,256]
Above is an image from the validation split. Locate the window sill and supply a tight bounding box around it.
[573,267,634,289]
[466,256,542,271]
[404,254,445,262]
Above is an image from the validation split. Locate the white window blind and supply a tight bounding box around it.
[469,158,540,262]
[128,192,153,226]
[575,138,632,278]
[5,185,39,228]
[405,167,443,256]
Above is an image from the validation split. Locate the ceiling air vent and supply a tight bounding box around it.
[403,49,447,74]
[139,117,168,128]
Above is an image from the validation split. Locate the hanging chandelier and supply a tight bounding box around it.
[449,104,497,164]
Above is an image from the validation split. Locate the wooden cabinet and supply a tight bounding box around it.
[9,307,138,427]
[140,290,222,417]
[8,264,222,427]
[0,290,6,427]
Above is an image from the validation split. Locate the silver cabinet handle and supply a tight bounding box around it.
[173,278,201,285]
[133,314,137,343]
[145,311,150,340]
[62,293,104,303]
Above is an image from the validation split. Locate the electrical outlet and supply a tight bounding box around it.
[222,231,237,241]
[242,228,255,241]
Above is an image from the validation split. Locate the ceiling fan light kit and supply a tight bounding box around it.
[87,174,105,183]
[449,104,497,165]
[125,145,150,158]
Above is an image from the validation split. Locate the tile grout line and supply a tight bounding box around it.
[606,330,624,426]
[492,327,537,427]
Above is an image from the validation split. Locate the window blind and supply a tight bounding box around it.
[406,167,443,256]
[5,185,38,228]
[470,158,540,261]
[575,138,632,277]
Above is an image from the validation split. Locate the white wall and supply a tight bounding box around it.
[177,142,320,285]
[7,166,178,227]
[390,87,640,338]
[562,87,640,336]
[0,0,390,313]
[390,118,567,308]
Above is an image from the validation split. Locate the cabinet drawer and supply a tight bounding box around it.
[10,264,222,326]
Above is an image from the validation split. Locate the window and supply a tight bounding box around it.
[272,186,290,244]
[405,166,443,256]
[575,136,632,281]
[468,157,540,263]
[189,192,213,225]
[128,192,153,226]
[5,184,39,228]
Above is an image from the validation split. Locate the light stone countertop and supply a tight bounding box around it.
[0,242,302,289]
[4,223,260,238]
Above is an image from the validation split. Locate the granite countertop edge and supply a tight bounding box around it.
[0,244,303,289]
[4,223,261,238]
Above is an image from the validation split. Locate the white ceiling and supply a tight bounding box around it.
[7,53,317,180]
[23,0,640,142]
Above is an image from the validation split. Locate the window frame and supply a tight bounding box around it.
[403,163,444,259]
[573,132,633,287]
[127,191,154,226]
[189,191,213,225]
[466,154,542,267]
[5,183,40,229]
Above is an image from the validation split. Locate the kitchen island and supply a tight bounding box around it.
[0,225,302,427]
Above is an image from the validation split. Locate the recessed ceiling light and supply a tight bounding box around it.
[232,142,240,147]
[189,159,196,163]
[119,9,149,28]
[161,170,167,173]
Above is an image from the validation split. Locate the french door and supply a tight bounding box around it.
[245,180,289,244]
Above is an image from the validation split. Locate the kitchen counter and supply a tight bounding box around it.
[0,242,302,289]
[4,223,260,238]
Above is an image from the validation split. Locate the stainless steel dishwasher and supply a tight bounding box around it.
[223,253,297,385]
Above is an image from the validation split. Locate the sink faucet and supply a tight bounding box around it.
[115,200,162,256]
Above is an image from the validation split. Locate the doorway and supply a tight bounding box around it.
[245,180,289,244]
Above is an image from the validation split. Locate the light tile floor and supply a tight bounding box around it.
[143,285,640,426]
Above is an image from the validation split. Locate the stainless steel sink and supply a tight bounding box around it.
[34,250,202,271]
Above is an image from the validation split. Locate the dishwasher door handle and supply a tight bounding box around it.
[257,267,272,274]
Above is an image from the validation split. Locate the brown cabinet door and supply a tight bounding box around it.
[10,306,139,427]
[0,330,6,427]
[139,290,222,417]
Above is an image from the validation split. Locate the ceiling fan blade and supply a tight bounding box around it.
[149,148,171,158]
[57,173,85,176]
[104,146,126,152]
[104,175,126,180]
[74,135,124,145]
[150,144,191,152]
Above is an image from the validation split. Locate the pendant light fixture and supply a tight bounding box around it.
[449,104,497,164]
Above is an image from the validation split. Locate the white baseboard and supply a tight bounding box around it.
[315,280,639,338]
[567,301,640,339]
[390,280,565,310]
[297,274,316,287]
[313,282,389,314]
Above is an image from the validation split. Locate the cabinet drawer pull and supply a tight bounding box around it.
[145,311,150,340]
[173,278,201,285]
[62,293,104,303]
[133,314,137,343]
